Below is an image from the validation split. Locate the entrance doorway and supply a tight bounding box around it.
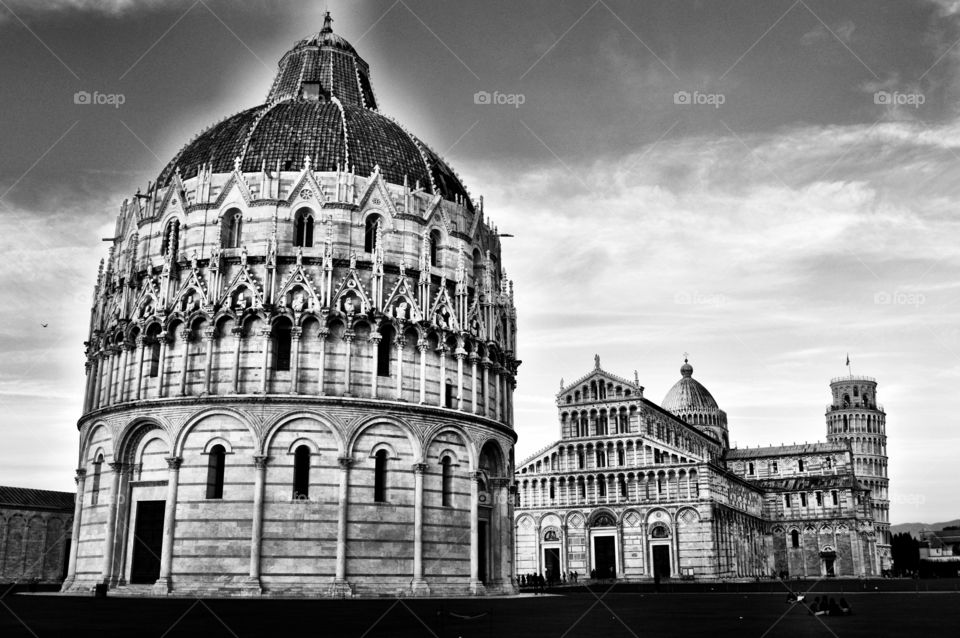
[652,545,671,579]
[129,500,165,584]
[543,547,560,583]
[822,552,836,577]
[593,536,616,579]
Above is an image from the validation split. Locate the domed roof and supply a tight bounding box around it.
[156,12,474,211]
[661,359,720,413]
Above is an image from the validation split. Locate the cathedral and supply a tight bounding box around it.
[515,358,890,581]
[63,13,518,597]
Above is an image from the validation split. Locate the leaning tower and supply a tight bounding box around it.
[825,374,890,570]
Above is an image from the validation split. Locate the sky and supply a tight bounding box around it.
[0,0,958,524]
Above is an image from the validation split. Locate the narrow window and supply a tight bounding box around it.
[161,219,180,257]
[364,215,381,253]
[221,209,242,249]
[824,456,832,469]
[791,530,800,548]
[445,381,455,408]
[577,452,584,469]
[578,480,585,499]
[90,455,103,506]
[784,494,792,508]
[800,493,807,507]
[619,477,627,498]
[273,323,292,371]
[748,462,755,475]
[377,326,393,377]
[429,229,441,267]
[441,457,453,506]
[617,449,625,466]
[148,335,161,378]
[294,210,314,247]
[206,444,226,499]
[374,449,388,502]
[293,445,310,499]
[771,461,778,474]
[815,491,823,506]
[596,450,606,468]
[597,478,606,498]
[798,459,805,472]
[549,482,555,500]
[831,490,839,506]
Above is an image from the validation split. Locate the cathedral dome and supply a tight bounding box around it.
[662,359,719,413]
[156,12,474,210]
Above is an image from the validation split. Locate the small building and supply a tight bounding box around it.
[0,486,75,584]
[919,529,960,577]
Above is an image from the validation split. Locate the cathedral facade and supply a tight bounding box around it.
[63,14,518,597]
[515,358,886,581]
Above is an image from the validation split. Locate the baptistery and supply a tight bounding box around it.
[63,13,518,597]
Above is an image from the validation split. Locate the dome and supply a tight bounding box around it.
[157,12,474,211]
[661,359,720,413]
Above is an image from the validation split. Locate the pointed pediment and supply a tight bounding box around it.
[422,193,452,233]
[286,167,327,206]
[331,266,372,316]
[212,171,253,209]
[155,176,187,220]
[133,277,162,321]
[275,259,322,313]
[383,273,423,323]
[170,267,210,314]
[465,294,485,337]
[429,282,459,331]
[357,169,400,221]
[559,362,638,398]
[219,261,264,312]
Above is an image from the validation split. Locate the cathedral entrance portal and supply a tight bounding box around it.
[592,536,616,579]
[543,547,560,582]
[652,545,671,579]
[129,500,164,584]
[821,548,837,577]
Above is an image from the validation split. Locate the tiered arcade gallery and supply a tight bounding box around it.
[63,15,518,598]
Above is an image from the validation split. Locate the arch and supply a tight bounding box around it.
[160,216,181,258]
[347,414,421,461]
[202,436,235,454]
[286,436,322,455]
[114,416,171,465]
[369,441,399,460]
[364,212,385,252]
[80,421,114,465]
[589,508,617,528]
[174,407,259,456]
[478,438,509,477]
[423,425,474,470]
[429,228,443,267]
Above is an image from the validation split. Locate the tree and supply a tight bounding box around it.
[890,532,919,576]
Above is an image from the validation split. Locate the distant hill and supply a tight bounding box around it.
[891,519,960,539]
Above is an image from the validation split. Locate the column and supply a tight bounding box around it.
[203,328,215,394]
[394,336,404,400]
[560,524,569,578]
[99,462,123,584]
[63,468,86,589]
[230,327,243,393]
[112,464,134,586]
[368,333,381,399]
[103,348,117,406]
[469,353,479,414]
[469,471,485,595]
[154,456,181,594]
[481,360,491,417]
[92,351,105,408]
[288,327,302,394]
[178,326,191,396]
[418,341,428,403]
[455,349,466,410]
[616,523,625,578]
[259,328,271,394]
[318,328,329,395]
[156,333,169,398]
[247,455,268,593]
[411,463,430,595]
[343,332,354,396]
[117,342,131,403]
[493,367,502,421]
[134,335,146,401]
[332,456,353,596]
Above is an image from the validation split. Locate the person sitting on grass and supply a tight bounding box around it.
[828,598,842,616]
[839,598,852,615]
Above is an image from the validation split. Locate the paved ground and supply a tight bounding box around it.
[2,584,959,637]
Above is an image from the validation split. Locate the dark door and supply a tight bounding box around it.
[544,548,560,582]
[653,545,671,579]
[824,557,835,577]
[130,500,165,584]
[593,536,616,579]
[478,520,488,584]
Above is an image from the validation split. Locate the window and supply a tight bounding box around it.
[597,478,606,498]
[206,445,226,499]
[748,462,755,475]
[578,479,585,499]
[800,493,807,507]
[815,491,823,506]
[771,461,778,474]
[824,456,832,469]
[853,386,859,397]
[294,209,314,247]
[784,494,792,508]
[364,215,381,253]
[377,326,393,377]
[147,333,161,378]
[577,451,584,469]
[596,450,606,468]
[161,219,180,257]
[617,449,625,466]
[445,381,455,408]
[221,209,242,249]
[429,229,441,267]
[798,459,805,472]
[90,455,103,505]
[549,482,555,500]
[301,82,322,100]
[293,445,310,499]
[374,449,388,502]
[791,530,800,548]
[440,457,453,506]
[831,490,839,506]
[619,477,627,498]
[273,323,292,371]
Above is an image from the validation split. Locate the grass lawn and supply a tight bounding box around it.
[2,587,958,637]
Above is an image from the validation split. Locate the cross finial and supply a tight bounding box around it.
[683,351,689,363]
[321,11,333,34]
